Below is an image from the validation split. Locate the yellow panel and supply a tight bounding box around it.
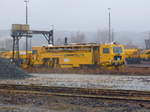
[60,64,73,68]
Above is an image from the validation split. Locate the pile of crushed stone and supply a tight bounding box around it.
[0,58,31,79]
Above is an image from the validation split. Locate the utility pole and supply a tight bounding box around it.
[25,0,29,25]
[148,32,150,49]
[108,8,111,42]
[112,30,114,42]
[51,25,54,45]
[24,0,29,61]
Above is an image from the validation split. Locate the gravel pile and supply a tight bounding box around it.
[0,58,31,79]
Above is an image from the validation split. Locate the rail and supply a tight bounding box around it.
[0,84,150,102]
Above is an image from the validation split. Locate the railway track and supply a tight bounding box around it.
[0,84,150,102]
[127,64,150,68]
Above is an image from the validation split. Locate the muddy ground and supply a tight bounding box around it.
[0,91,150,112]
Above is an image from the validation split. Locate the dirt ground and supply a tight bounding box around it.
[0,92,150,112]
[25,66,150,76]
[0,74,150,112]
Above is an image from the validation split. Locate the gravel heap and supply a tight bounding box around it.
[0,58,31,79]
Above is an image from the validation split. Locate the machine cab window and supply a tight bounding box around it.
[113,47,122,54]
[103,48,110,54]
[32,50,37,54]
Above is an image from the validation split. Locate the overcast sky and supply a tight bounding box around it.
[0,0,150,32]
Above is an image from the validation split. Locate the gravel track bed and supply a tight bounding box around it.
[0,74,150,91]
[0,93,149,112]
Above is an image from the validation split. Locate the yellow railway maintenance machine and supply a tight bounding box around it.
[0,43,125,68]
[8,24,125,68]
[30,43,125,68]
[124,48,141,64]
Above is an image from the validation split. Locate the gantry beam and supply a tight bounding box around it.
[11,28,54,64]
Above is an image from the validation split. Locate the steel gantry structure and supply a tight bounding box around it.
[11,26,54,65]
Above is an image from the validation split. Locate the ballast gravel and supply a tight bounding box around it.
[0,58,30,79]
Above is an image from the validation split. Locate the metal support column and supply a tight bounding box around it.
[108,8,111,42]
[12,36,20,65]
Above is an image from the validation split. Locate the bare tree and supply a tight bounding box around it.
[55,38,64,45]
[0,38,13,51]
[96,29,109,43]
[0,40,4,49]
[70,31,85,43]
[4,39,13,51]
[125,41,138,48]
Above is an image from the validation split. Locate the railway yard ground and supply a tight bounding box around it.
[0,73,150,112]
[1,58,150,112]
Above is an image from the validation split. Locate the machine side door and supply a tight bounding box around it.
[100,47,112,65]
